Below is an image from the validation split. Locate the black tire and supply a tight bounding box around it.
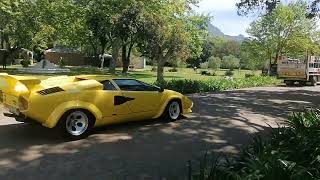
[298,81,306,86]
[57,109,95,140]
[162,100,182,122]
[285,80,294,86]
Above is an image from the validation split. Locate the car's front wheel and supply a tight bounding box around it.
[163,100,181,121]
[58,110,94,140]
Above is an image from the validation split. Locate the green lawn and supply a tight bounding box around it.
[0,65,261,83]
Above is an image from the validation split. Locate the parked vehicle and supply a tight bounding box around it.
[0,74,193,139]
[277,56,320,86]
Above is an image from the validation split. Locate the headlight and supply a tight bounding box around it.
[14,83,28,93]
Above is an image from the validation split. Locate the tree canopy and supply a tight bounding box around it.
[236,0,320,18]
[245,2,319,71]
[0,0,208,78]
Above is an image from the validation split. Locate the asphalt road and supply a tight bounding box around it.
[0,86,319,180]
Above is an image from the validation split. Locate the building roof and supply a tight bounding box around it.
[45,47,80,53]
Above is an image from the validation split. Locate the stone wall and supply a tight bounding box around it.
[45,52,86,66]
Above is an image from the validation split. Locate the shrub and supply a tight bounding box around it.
[201,71,210,76]
[151,67,157,72]
[20,59,31,68]
[208,56,221,70]
[168,68,178,72]
[191,108,320,180]
[200,62,208,69]
[155,76,279,94]
[245,73,255,78]
[222,55,240,70]
[177,60,187,68]
[225,70,234,76]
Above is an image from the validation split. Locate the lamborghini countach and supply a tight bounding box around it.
[0,74,193,139]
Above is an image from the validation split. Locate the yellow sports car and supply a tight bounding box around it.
[0,74,193,139]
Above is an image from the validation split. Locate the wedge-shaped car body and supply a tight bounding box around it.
[0,74,193,139]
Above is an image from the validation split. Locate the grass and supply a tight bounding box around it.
[0,65,262,83]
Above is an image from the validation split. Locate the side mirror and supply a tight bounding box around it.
[158,87,164,92]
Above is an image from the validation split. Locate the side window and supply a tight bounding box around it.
[102,80,117,91]
[139,81,160,91]
[114,79,159,91]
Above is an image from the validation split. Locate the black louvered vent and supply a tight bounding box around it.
[37,87,64,95]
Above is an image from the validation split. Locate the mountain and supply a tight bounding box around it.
[208,24,224,37]
[208,23,246,42]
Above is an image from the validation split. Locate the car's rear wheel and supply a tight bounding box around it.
[58,110,94,140]
[163,100,181,121]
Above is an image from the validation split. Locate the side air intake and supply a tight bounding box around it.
[37,87,64,95]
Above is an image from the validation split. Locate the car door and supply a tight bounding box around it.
[94,80,131,126]
[112,79,165,120]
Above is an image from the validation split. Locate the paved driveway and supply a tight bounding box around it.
[0,86,319,180]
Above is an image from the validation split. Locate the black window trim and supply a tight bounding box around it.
[100,80,119,91]
[112,78,161,92]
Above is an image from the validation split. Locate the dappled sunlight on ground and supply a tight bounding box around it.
[0,86,319,179]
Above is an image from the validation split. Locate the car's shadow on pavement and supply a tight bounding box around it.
[0,117,183,144]
[0,86,319,180]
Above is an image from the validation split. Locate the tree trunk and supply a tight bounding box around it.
[122,43,134,74]
[110,39,121,74]
[268,52,272,75]
[157,57,165,83]
[101,42,106,55]
[89,37,97,56]
[121,45,128,74]
[0,32,4,49]
[2,50,8,69]
[275,51,279,63]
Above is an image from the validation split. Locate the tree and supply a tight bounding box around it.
[187,18,214,67]
[139,14,188,82]
[84,0,119,73]
[83,0,152,74]
[215,38,241,59]
[0,0,84,61]
[138,0,207,82]
[240,40,267,70]
[117,1,144,74]
[247,2,318,71]
[222,55,240,70]
[236,0,320,18]
[192,37,215,66]
[208,56,221,70]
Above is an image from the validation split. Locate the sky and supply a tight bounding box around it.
[194,0,256,36]
[195,0,319,36]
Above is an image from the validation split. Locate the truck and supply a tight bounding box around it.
[277,56,320,86]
